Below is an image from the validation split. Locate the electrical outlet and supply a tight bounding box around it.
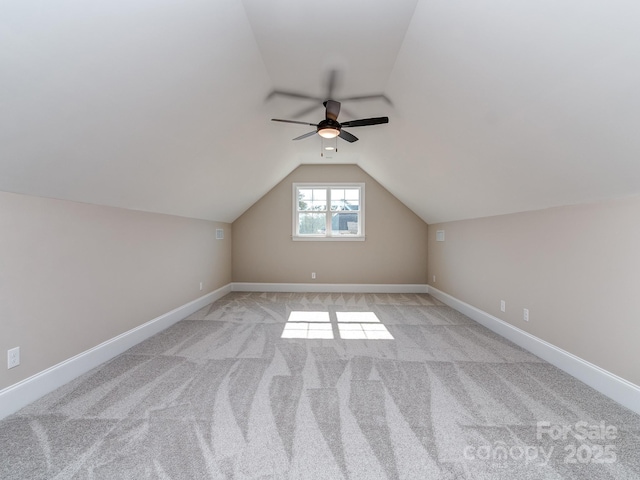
[523,308,529,322]
[433,275,436,283]
[8,347,20,369]
[199,281,203,291]
[311,272,316,280]
[500,300,506,312]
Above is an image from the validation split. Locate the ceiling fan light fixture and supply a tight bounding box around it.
[318,128,340,139]
[316,118,341,139]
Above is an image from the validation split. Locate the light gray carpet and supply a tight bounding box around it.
[1,292,639,479]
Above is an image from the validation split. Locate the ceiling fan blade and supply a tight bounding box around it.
[326,69,339,100]
[272,118,317,126]
[324,100,341,121]
[339,106,357,119]
[292,131,317,141]
[289,103,323,119]
[338,129,358,143]
[266,90,322,102]
[339,93,393,105]
[341,116,389,128]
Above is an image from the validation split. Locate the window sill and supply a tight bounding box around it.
[292,236,366,242]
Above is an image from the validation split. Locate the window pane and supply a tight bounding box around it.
[310,189,326,211]
[331,188,359,211]
[345,189,359,201]
[331,212,358,235]
[346,199,359,211]
[345,189,359,210]
[312,189,326,201]
[331,189,344,211]
[298,188,326,211]
[331,189,345,200]
[298,213,326,235]
[298,189,312,210]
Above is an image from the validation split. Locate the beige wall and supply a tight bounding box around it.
[233,164,428,284]
[0,191,231,390]
[428,195,640,386]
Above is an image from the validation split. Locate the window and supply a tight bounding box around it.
[293,183,365,240]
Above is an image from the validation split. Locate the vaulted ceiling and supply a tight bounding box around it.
[2,0,640,224]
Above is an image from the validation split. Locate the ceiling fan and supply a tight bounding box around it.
[272,99,389,143]
[267,69,391,119]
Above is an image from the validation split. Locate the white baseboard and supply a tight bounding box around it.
[232,282,429,294]
[427,286,640,416]
[0,283,232,420]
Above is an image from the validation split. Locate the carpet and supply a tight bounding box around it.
[1,292,639,479]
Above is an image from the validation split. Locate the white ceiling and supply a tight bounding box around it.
[2,0,640,224]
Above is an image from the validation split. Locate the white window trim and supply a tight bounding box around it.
[292,182,365,241]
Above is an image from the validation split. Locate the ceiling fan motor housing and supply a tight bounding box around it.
[317,118,341,133]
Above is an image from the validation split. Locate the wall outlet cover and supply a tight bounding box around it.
[8,347,20,369]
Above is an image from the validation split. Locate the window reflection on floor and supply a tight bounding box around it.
[338,322,394,340]
[288,311,331,323]
[281,311,333,339]
[281,322,334,339]
[281,311,394,340]
[335,311,380,323]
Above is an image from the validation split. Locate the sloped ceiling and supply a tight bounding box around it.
[2,0,640,224]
